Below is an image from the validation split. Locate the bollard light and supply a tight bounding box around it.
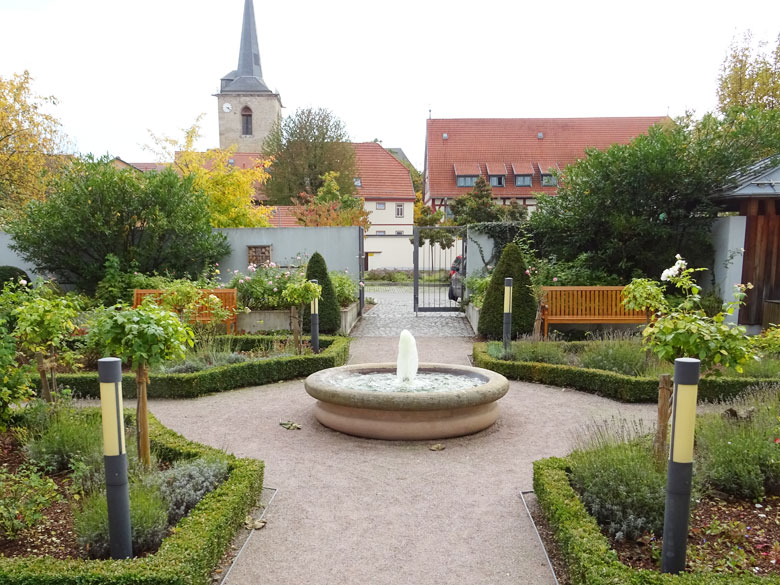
[503,278,513,354]
[98,357,132,560]
[310,279,320,354]
[661,357,700,574]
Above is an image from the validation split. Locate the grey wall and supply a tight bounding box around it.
[709,216,747,325]
[0,232,40,278]
[215,227,362,282]
[465,228,496,278]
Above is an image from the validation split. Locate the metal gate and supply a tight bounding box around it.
[413,226,466,313]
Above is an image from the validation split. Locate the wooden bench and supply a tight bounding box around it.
[133,288,238,334]
[540,286,647,338]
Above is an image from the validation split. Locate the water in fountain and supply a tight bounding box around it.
[334,330,481,393]
[397,329,418,382]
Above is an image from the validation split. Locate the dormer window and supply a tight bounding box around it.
[515,175,532,187]
[486,163,506,188]
[353,177,362,187]
[541,174,558,187]
[241,106,253,136]
[538,162,559,187]
[454,163,481,188]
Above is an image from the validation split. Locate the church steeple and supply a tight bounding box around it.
[220,0,271,93]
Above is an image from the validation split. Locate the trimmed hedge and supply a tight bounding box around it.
[533,457,777,584]
[42,335,351,399]
[473,343,774,403]
[0,413,263,585]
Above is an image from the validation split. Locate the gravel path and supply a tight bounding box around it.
[149,337,656,585]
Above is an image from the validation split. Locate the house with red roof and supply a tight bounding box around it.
[424,117,667,214]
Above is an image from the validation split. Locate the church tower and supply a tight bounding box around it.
[216,0,281,153]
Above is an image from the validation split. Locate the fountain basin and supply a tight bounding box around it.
[304,363,509,440]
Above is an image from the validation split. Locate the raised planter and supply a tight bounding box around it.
[339,301,360,335]
[237,309,290,333]
[465,303,480,333]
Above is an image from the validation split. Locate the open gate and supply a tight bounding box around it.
[413,226,466,313]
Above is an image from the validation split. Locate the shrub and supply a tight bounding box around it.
[0,325,32,431]
[0,266,29,287]
[0,464,60,539]
[24,407,103,474]
[477,243,536,339]
[302,252,340,333]
[580,340,650,377]
[464,275,490,309]
[329,271,358,307]
[75,481,169,559]
[569,438,666,541]
[487,340,568,364]
[148,457,229,524]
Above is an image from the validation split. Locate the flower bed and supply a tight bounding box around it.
[37,335,351,399]
[0,413,263,585]
[473,342,776,403]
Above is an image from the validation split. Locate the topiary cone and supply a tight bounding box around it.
[303,252,341,334]
[477,242,536,339]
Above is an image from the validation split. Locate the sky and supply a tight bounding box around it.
[2,0,779,171]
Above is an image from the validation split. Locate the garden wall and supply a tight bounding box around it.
[0,231,40,277]
[709,216,746,326]
[215,227,361,281]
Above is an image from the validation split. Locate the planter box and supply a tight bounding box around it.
[466,303,480,333]
[237,309,291,332]
[340,301,360,335]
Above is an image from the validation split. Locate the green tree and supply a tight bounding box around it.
[302,252,340,334]
[290,174,371,229]
[718,32,780,112]
[450,177,527,225]
[477,243,536,339]
[262,107,357,205]
[89,302,194,467]
[527,110,780,281]
[0,71,65,224]
[7,156,230,292]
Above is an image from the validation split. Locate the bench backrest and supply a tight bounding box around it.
[133,289,238,332]
[541,286,645,320]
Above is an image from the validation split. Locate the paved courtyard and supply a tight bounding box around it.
[352,286,474,337]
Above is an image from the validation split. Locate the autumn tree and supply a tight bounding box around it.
[290,171,370,229]
[262,107,357,205]
[411,193,455,250]
[0,71,65,224]
[146,117,273,227]
[718,31,780,112]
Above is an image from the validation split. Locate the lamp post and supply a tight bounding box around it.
[661,357,700,574]
[310,279,319,354]
[503,278,513,354]
[97,357,132,560]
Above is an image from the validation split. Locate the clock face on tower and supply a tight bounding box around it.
[222,103,232,113]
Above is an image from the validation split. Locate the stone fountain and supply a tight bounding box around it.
[304,330,509,440]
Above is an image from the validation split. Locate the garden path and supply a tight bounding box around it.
[149,334,658,585]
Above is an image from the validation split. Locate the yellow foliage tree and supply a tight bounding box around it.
[146,117,273,228]
[718,31,780,112]
[0,71,64,224]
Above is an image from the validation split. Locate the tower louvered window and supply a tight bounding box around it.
[241,106,253,135]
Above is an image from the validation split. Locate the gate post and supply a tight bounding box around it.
[413,226,419,315]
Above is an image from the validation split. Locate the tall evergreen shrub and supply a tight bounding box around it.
[477,242,535,339]
[303,252,340,334]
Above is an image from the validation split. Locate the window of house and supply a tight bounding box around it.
[456,176,477,188]
[489,175,505,187]
[515,175,532,187]
[395,203,404,218]
[395,230,404,235]
[353,177,362,187]
[241,106,252,136]
[376,230,386,235]
[247,245,271,266]
[541,174,557,187]
[376,202,386,210]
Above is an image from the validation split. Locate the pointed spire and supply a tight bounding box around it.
[220,0,271,93]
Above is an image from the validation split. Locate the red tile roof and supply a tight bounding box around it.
[269,206,301,227]
[353,142,415,200]
[425,117,667,200]
[128,161,170,172]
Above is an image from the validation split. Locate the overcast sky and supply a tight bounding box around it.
[2,0,778,170]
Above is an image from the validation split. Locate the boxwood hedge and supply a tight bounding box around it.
[533,457,779,584]
[40,335,350,399]
[0,413,263,585]
[473,343,773,403]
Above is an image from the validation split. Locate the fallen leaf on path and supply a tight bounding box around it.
[429,443,445,451]
[280,420,301,430]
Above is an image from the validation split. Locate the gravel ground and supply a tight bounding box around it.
[149,337,657,585]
